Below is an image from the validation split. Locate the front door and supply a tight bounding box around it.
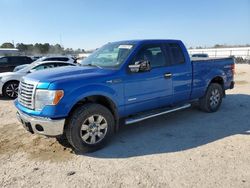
[124,43,173,115]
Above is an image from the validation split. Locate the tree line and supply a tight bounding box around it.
[0,42,85,55]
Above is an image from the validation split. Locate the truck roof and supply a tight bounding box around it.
[112,39,182,44]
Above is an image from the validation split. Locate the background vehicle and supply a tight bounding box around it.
[191,53,209,58]
[31,56,42,61]
[34,56,76,63]
[13,56,76,72]
[15,39,235,152]
[0,61,76,98]
[0,56,33,73]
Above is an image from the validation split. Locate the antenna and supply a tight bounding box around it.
[60,34,62,47]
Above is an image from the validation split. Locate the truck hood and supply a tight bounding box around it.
[25,66,116,83]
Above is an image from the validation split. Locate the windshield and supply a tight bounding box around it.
[16,62,40,73]
[80,42,135,68]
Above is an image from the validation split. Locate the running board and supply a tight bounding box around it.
[125,104,191,125]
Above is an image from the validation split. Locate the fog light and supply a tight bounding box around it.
[35,124,44,132]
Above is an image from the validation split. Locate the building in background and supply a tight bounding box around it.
[0,48,20,56]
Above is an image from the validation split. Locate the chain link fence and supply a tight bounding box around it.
[189,48,250,64]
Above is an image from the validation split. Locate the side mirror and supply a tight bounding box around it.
[129,60,151,73]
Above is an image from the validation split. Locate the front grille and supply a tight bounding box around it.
[18,80,36,109]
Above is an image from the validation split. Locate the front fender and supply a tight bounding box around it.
[37,84,121,118]
[65,84,119,113]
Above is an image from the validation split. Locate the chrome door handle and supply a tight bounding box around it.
[164,73,172,79]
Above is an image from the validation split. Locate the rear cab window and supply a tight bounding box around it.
[165,43,185,65]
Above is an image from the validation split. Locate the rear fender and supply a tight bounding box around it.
[205,69,226,89]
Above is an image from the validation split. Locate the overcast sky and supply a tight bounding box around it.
[0,0,249,50]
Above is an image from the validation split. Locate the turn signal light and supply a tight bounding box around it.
[52,90,64,105]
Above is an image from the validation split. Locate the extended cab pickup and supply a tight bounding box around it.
[14,40,235,152]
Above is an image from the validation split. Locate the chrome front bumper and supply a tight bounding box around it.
[16,110,65,136]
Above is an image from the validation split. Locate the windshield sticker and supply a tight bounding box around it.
[118,45,133,49]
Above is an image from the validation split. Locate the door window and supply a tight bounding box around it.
[45,57,69,61]
[56,63,73,67]
[0,57,8,64]
[32,63,56,71]
[133,45,167,68]
[9,57,27,65]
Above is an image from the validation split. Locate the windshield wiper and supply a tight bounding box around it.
[82,63,103,69]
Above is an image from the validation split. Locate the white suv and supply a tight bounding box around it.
[0,61,76,98]
[14,56,76,72]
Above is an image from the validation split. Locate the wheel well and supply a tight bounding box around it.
[210,76,224,88]
[210,76,225,95]
[68,95,119,131]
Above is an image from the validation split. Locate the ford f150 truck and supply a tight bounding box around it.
[14,40,235,152]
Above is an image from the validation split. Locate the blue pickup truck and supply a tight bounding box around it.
[14,39,235,152]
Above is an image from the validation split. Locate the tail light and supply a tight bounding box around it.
[231,63,235,75]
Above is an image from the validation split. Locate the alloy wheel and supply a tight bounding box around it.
[80,115,108,144]
[5,83,19,98]
[209,88,220,108]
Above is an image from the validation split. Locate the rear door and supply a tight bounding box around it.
[163,43,192,103]
[124,43,173,115]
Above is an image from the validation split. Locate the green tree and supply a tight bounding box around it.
[16,43,28,52]
[1,42,14,48]
[42,43,50,54]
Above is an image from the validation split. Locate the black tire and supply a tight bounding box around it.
[3,81,19,99]
[199,83,223,113]
[56,133,72,148]
[65,103,115,153]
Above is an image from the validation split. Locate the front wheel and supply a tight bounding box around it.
[3,81,19,99]
[65,103,115,152]
[199,83,223,113]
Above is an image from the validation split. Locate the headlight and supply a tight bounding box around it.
[35,89,64,111]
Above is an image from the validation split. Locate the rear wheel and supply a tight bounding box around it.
[199,83,223,112]
[65,103,115,152]
[3,81,19,99]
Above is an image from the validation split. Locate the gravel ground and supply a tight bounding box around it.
[0,64,250,188]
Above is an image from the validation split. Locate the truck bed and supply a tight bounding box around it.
[190,57,234,99]
[191,57,234,62]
